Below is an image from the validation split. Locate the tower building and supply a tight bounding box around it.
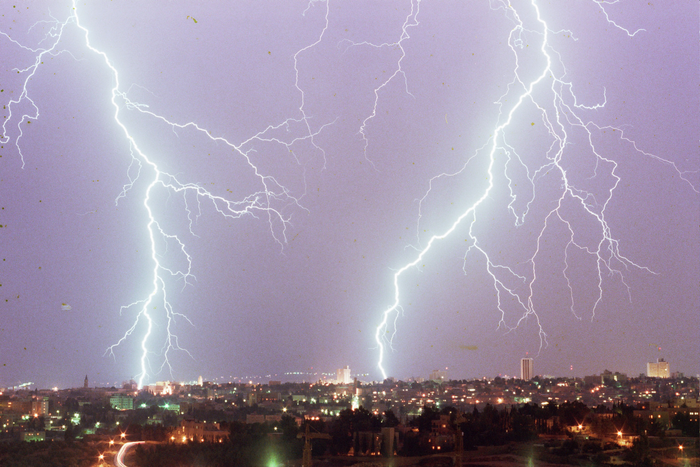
[647,358,670,378]
[336,366,351,385]
[520,358,534,380]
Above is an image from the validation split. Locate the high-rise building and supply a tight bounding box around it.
[429,369,448,382]
[84,375,88,389]
[647,358,670,378]
[521,358,534,380]
[337,366,351,385]
[31,397,49,416]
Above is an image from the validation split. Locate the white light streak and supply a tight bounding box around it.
[373,0,697,379]
[2,2,332,388]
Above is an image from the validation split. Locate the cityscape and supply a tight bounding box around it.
[2,0,698,466]
[0,359,697,466]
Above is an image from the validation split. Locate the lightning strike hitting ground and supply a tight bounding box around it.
[2,2,331,387]
[373,0,699,379]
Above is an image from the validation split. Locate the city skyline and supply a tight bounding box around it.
[0,361,690,392]
[1,356,691,392]
[1,1,698,390]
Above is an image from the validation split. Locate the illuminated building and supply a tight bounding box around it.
[155,381,173,395]
[647,358,670,378]
[429,369,448,382]
[31,397,49,416]
[601,370,627,385]
[521,358,534,381]
[180,419,228,443]
[21,431,45,442]
[336,366,351,385]
[110,395,134,411]
[584,370,628,386]
[122,380,137,391]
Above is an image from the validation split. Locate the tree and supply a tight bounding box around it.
[279,415,303,459]
[383,409,399,427]
[625,434,653,466]
[26,415,45,431]
[413,405,440,433]
[509,409,536,442]
[329,407,381,455]
[558,401,589,427]
[672,411,699,437]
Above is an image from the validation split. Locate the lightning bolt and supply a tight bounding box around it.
[373,0,698,379]
[2,2,332,388]
[341,0,421,168]
[0,11,75,168]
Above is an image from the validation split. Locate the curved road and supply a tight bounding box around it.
[114,441,145,467]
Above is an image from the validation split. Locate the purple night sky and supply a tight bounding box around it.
[1,1,697,389]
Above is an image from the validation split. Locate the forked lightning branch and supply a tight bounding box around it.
[371,0,698,379]
[1,1,331,387]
